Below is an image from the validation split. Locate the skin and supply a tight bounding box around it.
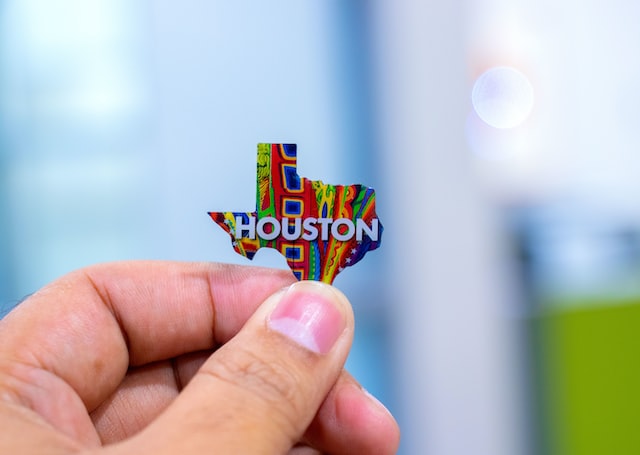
[0,261,400,454]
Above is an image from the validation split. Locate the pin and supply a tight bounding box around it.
[209,143,383,284]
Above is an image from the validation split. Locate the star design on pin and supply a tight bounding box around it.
[208,143,383,284]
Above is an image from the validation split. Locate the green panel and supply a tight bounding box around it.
[535,299,640,455]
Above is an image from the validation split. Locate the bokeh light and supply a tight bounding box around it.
[472,66,534,129]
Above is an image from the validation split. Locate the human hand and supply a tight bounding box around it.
[0,261,399,454]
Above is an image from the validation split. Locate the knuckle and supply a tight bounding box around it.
[203,345,306,418]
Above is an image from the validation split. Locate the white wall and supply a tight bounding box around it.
[371,1,525,454]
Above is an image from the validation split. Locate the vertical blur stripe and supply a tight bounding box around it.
[371,1,524,454]
[0,158,13,314]
[0,4,15,313]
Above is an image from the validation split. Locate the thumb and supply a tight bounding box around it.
[127,281,354,454]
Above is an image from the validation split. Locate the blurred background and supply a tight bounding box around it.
[2,1,640,454]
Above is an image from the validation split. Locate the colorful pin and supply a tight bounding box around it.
[209,143,383,284]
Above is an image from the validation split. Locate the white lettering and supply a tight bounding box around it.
[356,218,379,242]
[257,217,280,240]
[317,218,332,241]
[235,215,256,239]
[281,217,302,241]
[302,217,319,241]
[331,218,355,241]
[239,216,379,242]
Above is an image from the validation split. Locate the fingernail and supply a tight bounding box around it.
[268,281,346,354]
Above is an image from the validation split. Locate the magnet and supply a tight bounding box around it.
[209,143,383,284]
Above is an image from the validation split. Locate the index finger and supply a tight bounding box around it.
[0,261,296,411]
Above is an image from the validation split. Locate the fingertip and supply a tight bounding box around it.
[306,376,400,455]
[354,387,401,454]
[337,383,400,454]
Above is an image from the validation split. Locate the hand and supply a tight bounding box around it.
[0,261,399,454]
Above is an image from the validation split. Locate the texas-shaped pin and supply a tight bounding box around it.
[209,143,383,284]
